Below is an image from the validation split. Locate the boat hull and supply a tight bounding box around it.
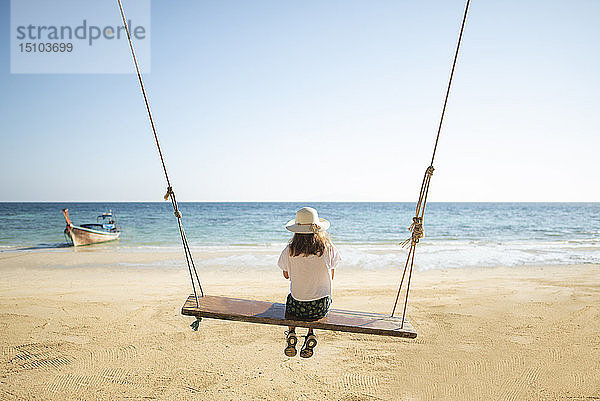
[65,226,120,247]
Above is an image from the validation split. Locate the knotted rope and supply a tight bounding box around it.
[399,166,434,248]
[117,0,204,306]
[190,317,203,331]
[391,0,471,326]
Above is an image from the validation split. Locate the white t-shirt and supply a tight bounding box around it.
[277,244,341,301]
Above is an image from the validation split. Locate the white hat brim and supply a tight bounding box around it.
[285,218,330,233]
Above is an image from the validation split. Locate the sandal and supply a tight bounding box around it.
[284,331,297,357]
[300,334,317,358]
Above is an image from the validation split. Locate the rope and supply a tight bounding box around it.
[392,0,471,325]
[430,0,471,167]
[117,0,204,305]
[190,317,203,331]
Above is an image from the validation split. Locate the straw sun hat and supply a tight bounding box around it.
[285,207,331,234]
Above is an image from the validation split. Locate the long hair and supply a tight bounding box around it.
[289,232,331,257]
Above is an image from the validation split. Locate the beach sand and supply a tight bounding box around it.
[0,250,598,400]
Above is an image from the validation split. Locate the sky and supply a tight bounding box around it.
[1,0,599,202]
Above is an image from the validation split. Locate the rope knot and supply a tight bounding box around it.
[164,186,173,201]
[399,216,425,248]
[190,317,202,331]
[426,165,435,177]
[174,210,182,219]
[410,217,424,245]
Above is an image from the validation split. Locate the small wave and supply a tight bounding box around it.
[3,240,598,271]
[143,241,600,271]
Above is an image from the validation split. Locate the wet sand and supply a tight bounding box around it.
[0,250,599,400]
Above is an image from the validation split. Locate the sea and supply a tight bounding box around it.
[0,202,598,271]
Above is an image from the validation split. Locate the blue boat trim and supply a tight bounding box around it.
[71,225,120,236]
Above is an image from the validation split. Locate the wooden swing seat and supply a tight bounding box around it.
[181,295,417,338]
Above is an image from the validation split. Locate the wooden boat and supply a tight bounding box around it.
[62,209,121,246]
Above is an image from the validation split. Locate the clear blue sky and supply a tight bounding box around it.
[1,0,599,202]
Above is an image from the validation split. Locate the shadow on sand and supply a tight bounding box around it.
[11,243,72,251]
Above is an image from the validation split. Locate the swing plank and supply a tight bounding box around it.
[181,295,417,338]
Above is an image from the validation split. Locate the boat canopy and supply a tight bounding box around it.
[97,211,115,223]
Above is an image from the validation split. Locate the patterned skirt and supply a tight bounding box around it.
[285,294,331,321]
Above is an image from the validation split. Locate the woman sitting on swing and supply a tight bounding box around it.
[278,207,341,358]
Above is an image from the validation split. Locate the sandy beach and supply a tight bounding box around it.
[0,250,598,400]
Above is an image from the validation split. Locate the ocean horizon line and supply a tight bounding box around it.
[1,201,599,204]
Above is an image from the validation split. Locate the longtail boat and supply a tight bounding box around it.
[62,209,121,246]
